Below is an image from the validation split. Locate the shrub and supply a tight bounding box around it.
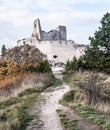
[63,90,75,102]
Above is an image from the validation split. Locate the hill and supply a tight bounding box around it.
[0,44,52,100]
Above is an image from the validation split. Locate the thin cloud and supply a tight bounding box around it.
[0,0,109,49]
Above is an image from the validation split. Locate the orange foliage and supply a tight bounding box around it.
[0,74,23,88]
[0,59,51,89]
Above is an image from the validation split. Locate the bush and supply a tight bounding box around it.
[63,90,75,102]
[0,58,51,80]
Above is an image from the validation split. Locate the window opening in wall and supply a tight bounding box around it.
[35,24,36,28]
[53,55,58,58]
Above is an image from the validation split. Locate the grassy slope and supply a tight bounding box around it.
[56,109,79,130]
[61,72,110,130]
[0,74,62,130]
[0,92,38,130]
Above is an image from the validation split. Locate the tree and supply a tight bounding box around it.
[81,12,110,73]
[1,45,6,57]
[65,57,79,71]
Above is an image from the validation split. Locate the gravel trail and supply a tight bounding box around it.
[40,83,70,130]
[26,73,102,130]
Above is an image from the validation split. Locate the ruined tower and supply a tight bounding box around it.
[32,18,42,40]
[57,26,67,41]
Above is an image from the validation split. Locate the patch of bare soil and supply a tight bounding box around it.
[40,83,70,130]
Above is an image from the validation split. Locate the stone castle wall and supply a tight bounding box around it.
[17,18,86,65]
[41,26,66,41]
[17,40,85,65]
[31,19,67,41]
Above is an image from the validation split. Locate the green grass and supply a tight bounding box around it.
[0,93,39,130]
[60,95,110,130]
[50,76,63,87]
[44,76,63,92]
[0,97,21,109]
[18,94,39,130]
[0,75,62,130]
[74,105,110,130]
[62,73,110,130]
[63,74,74,87]
[63,74,82,90]
[56,109,79,130]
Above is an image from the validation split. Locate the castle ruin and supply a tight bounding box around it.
[17,18,86,67]
[32,18,67,41]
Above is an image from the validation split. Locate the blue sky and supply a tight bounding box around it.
[0,0,110,49]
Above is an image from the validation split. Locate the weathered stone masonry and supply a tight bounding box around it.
[17,18,86,65]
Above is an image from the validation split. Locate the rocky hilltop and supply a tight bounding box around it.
[2,44,46,64]
[0,44,51,89]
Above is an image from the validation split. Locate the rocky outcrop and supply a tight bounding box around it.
[0,44,51,89]
[3,44,46,64]
[0,44,51,101]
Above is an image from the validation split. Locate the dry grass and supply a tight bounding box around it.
[63,71,110,113]
[0,74,22,88]
[62,71,110,130]
[0,72,53,101]
[0,72,59,130]
[0,93,39,130]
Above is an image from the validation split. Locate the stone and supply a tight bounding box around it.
[17,19,86,66]
[2,44,46,64]
[31,18,66,41]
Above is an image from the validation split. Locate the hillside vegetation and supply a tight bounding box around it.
[62,12,110,130]
[64,12,110,113]
[0,44,51,88]
[0,44,63,130]
[62,71,110,130]
[65,12,110,73]
[0,73,58,130]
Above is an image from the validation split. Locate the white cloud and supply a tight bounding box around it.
[0,0,110,49]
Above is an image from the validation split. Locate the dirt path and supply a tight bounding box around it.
[26,73,102,130]
[40,83,70,130]
[26,82,70,130]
